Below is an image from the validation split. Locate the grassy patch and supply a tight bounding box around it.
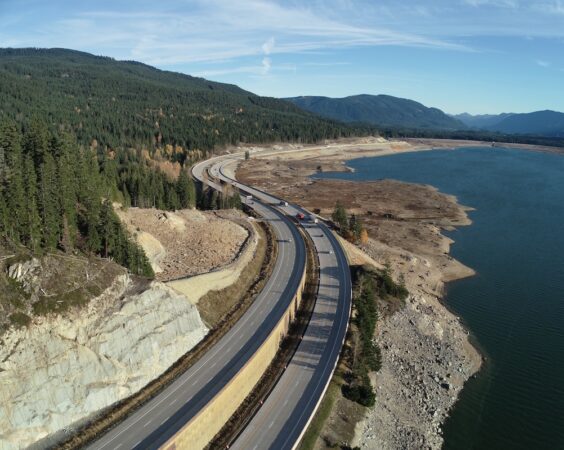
[300,381,340,450]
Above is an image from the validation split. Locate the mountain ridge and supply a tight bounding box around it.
[285,94,466,130]
[454,110,564,137]
[0,47,361,151]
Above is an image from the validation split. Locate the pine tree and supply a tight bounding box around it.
[24,118,50,169]
[332,201,348,232]
[176,169,195,209]
[0,120,25,242]
[22,155,41,250]
[99,199,115,258]
[0,193,8,236]
[38,153,60,249]
[349,214,363,241]
[52,133,77,247]
[209,190,219,210]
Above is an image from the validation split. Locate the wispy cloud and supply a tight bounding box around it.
[535,0,564,15]
[0,0,472,69]
[262,37,275,55]
[536,59,551,67]
[1,0,564,79]
[463,0,518,7]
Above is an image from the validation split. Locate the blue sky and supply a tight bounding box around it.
[1,0,563,114]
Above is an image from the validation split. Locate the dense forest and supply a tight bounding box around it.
[0,119,206,277]
[380,126,564,148]
[286,94,465,130]
[0,48,369,154]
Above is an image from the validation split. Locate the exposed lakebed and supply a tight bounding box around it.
[318,146,564,449]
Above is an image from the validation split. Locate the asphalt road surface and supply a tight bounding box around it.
[86,151,351,450]
[86,159,306,450]
[212,157,352,450]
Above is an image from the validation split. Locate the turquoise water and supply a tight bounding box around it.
[317,147,564,449]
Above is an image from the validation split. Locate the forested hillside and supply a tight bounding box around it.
[0,48,363,154]
[286,94,465,130]
[0,119,199,277]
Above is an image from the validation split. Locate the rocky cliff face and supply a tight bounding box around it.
[0,274,208,449]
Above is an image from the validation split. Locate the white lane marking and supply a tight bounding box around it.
[144,420,151,427]
[233,228,349,450]
[95,165,298,449]
[170,398,177,405]
[268,421,275,429]
[160,416,169,425]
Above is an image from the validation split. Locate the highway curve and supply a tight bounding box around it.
[86,150,351,450]
[212,156,352,450]
[86,160,306,449]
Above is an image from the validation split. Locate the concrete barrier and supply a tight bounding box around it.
[160,267,307,450]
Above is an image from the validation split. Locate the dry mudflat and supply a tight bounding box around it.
[236,137,482,449]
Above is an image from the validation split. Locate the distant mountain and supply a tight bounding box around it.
[487,111,564,137]
[285,94,465,130]
[455,110,564,137]
[454,112,514,129]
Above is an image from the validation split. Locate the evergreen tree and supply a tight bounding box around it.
[22,155,41,250]
[209,190,219,210]
[1,120,25,242]
[349,214,363,241]
[176,169,195,209]
[99,199,114,258]
[52,133,77,247]
[332,201,348,231]
[0,193,7,236]
[38,153,60,249]
[23,118,50,169]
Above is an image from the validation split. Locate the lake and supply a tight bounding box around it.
[317,146,564,449]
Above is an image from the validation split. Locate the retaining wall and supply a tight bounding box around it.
[161,269,307,450]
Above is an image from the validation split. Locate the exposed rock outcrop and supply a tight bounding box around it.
[0,275,208,449]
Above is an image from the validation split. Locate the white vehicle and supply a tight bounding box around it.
[310,215,318,224]
[246,195,253,200]
[280,200,289,207]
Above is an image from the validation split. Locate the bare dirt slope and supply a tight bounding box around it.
[115,207,248,281]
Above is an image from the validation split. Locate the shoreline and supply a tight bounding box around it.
[235,137,483,449]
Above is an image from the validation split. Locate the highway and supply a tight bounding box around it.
[86,160,306,449]
[211,157,352,450]
[86,150,352,450]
